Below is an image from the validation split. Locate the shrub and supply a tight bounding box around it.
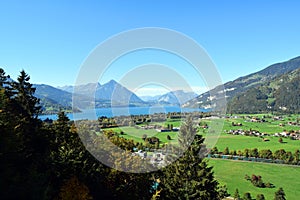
[142,134,147,141]
[167,135,171,140]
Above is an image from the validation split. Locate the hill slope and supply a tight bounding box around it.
[34,84,80,114]
[157,90,198,105]
[183,56,300,110]
[228,67,300,113]
[59,80,148,108]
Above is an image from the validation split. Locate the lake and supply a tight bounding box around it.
[39,106,208,121]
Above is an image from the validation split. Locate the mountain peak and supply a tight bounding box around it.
[107,79,118,85]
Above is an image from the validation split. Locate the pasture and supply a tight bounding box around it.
[209,159,300,200]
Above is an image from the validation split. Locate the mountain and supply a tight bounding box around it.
[140,95,161,102]
[58,80,147,108]
[157,90,198,105]
[97,80,144,104]
[228,67,300,113]
[34,84,81,114]
[58,83,101,97]
[140,90,198,105]
[34,84,73,107]
[183,56,300,110]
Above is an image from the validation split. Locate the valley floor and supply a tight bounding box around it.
[209,159,300,200]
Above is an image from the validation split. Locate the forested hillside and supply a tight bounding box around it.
[228,68,300,114]
[184,56,300,112]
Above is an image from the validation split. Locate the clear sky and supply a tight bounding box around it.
[1,0,300,96]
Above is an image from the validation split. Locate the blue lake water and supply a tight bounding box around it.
[39,106,208,121]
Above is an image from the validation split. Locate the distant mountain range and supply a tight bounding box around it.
[140,90,198,105]
[183,56,300,113]
[33,84,82,114]
[58,80,145,107]
[34,80,197,113]
[34,56,300,114]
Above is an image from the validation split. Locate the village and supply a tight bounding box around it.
[223,115,300,140]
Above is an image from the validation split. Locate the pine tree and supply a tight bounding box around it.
[159,116,220,199]
[234,188,240,200]
[274,187,286,200]
[243,192,252,200]
[11,70,41,118]
[257,193,266,200]
[0,69,49,198]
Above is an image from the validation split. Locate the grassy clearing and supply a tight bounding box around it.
[199,116,300,152]
[149,118,183,127]
[209,159,300,200]
[107,126,179,144]
[106,116,300,152]
[200,117,300,134]
[211,134,299,153]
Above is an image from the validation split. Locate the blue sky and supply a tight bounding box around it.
[1,0,300,96]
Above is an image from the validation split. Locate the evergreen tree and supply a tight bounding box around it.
[257,193,266,200]
[159,116,220,199]
[274,187,286,200]
[11,70,41,118]
[223,147,229,155]
[293,149,300,164]
[0,69,49,199]
[233,188,240,200]
[243,192,252,200]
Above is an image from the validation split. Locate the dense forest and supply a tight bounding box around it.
[0,68,228,199]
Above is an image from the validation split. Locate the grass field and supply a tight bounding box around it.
[201,117,300,134]
[105,115,300,199]
[107,126,179,144]
[211,134,300,153]
[106,120,300,153]
[209,159,300,199]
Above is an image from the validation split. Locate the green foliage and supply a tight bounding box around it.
[58,176,92,200]
[274,187,286,200]
[160,116,221,199]
[0,69,49,199]
[246,174,272,188]
[243,192,252,200]
[217,185,230,199]
[210,146,219,154]
[210,159,299,199]
[228,87,268,114]
[223,147,230,155]
[0,69,157,199]
[234,188,240,199]
[256,193,266,200]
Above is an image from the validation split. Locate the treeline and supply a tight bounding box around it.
[0,69,229,199]
[210,146,300,165]
[233,187,286,200]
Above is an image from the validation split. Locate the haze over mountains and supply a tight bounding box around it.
[33,56,300,114]
[34,80,198,113]
[140,90,198,105]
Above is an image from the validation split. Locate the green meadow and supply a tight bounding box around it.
[210,134,300,153]
[209,159,300,200]
[107,116,300,152]
[107,126,179,144]
[104,115,300,199]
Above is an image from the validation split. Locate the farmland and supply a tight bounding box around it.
[209,159,300,199]
[106,114,300,153]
